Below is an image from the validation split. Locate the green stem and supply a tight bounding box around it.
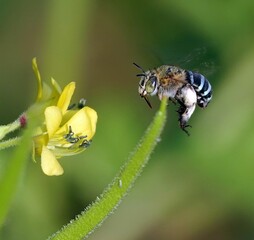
[0,137,21,150]
[49,97,168,240]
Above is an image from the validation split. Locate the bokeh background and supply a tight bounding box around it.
[1,1,254,239]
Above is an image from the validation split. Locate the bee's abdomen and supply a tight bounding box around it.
[185,70,212,108]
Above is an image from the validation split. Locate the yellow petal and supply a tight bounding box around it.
[83,107,98,135]
[32,58,42,101]
[41,146,64,176]
[57,82,75,114]
[56,106,97,140]
[45,106,62,138]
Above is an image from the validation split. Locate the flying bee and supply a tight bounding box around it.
[134,63,212,135]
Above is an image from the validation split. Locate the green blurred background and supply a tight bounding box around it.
[1,0,254,239]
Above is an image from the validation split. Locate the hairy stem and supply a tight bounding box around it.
[0,119,21,141]
[0,137,21,150]
[49,97,168,240]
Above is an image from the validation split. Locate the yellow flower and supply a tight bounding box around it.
[32,59,98,176]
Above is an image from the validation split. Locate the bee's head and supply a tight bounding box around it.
[133,63,158,108]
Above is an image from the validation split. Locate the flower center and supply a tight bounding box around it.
[64,126,91,148]
[47,125,92,157]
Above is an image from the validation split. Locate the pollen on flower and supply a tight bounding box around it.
[64,125,91,148]
[19,114,27,128]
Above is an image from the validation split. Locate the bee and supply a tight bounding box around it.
[134,63,212,135]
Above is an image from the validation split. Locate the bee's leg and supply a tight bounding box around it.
[176,104,192,136]
[176,102,185,114]
[169,98,177,105]
[179,114,192,136]
[176,84,197,136]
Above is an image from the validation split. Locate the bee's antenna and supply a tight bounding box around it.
[136,73,146,77]
[133,62,146,74]
[143,95,152,109]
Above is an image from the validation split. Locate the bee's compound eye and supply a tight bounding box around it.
[145,76,157,94]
